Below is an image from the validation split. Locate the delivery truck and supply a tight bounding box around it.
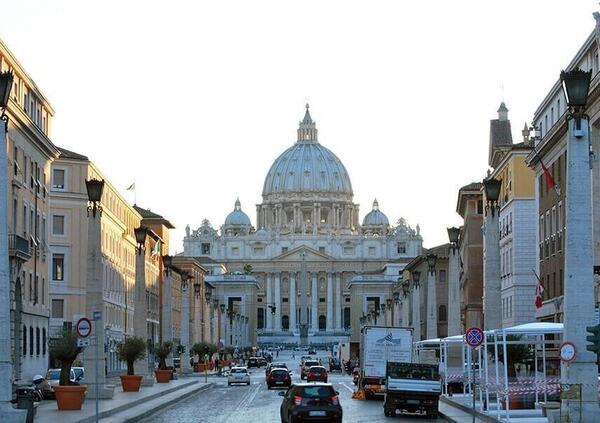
[384,361,441,418]
[359,326,413,398]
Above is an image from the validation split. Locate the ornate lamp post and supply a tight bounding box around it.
[161,255,174,366]
[411,271,422,341]
[133,226,153,384]
[482,176,502,331]
[82,178,115,400]
[425,254,438,339]
[446,227,461,336]
[558,67,598,421]
[219,303,226,349]
[180,271,192,373]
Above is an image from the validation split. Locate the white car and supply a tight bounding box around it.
[228,366,250,386]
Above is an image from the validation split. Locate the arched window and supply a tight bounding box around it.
[282,315,289,331]
[29,326,34,355]
[22,325,27,356]
[36,327,40,355]
[318,315,326,331]
[439,305,447,322]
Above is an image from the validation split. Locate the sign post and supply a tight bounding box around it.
[465,326,484,423]
[93,311,101,423]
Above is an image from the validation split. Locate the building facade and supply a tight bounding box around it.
[1,39,60,383]
[183,106,423,345]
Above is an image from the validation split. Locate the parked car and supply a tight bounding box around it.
[267,368,292,389]
[278,383,342,423]
[306,366,328,383]
[301,360,321,379]
[45,368,82,398]
[265,362,289,380]
[248,357,261,368]
[228,367,251,386]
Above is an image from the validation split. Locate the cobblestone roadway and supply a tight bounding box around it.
[139,350,442,423]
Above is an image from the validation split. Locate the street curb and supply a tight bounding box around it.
[75,380,201,423]
[123,383,214,422]
[439,396,501,423]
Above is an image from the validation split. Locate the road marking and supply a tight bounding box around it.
[340,382,355,393]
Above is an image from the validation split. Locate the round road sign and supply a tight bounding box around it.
[465,326,484,348]
[559,341,576,363]
[76,317,92,338]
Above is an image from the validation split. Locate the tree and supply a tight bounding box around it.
[155,341,173,370]
[117,337,147,375]
[50,330,83,386]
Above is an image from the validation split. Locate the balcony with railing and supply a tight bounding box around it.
[8,233,32,262]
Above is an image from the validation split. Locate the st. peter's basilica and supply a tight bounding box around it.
[183,106,423,345]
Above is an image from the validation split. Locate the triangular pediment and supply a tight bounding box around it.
[274,246,332,262]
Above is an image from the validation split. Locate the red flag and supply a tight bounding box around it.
[532,269,544,309]
[534,148,561,196]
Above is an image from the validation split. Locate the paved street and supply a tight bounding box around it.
[139,351,443,423]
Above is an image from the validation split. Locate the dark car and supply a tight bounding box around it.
[301,360,320,379]
[258,357,268,367]
[266,362,289,380]
[328,357,341,372]
[278,383,342,423]
[247,357,260,368]
[306,366,328,383]
[267,368,292,389]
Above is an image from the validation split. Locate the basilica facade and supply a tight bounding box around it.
[183,106,423,345]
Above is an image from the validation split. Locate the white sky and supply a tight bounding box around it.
[1,0,597,254]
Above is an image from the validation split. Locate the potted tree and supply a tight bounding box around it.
[154,341,173,383]
[192,342,207,372]
[50,330,86,410]
[117,336,146,392]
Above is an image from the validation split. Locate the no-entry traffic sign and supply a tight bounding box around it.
[465,326,484,348]
[76,317,92,338]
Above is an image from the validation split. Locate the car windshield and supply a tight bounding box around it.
[231,368,247,374]
[73,368,83,379]
[304,361,319,367]
[297,386,335,398]
[310,367,325,373]
[272,369,287,375]
[47,370,60,379]
[272,363,287,368]
[388,365,438,380]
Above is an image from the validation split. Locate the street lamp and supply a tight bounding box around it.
[426,253,437,274]
[180,270,190,289]
[393,291,401,304]
[205,290,212,305]
[162,255,172,276]
[402,281,410,298]
[85,179,104,218]
[447,227,460,252]
[219,303,225,314]
[134,226,148,255]
[483,177,501,216]
[412,271,421,288]
[193,279,201,298]
[561,67,592,129]
[0,70,13,129]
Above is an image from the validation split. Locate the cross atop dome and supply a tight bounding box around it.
[297,103,318,143]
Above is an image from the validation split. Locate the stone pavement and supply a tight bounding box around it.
[439,396,501,423]
[35,378,212,423]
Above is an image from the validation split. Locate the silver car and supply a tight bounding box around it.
[228,366,250,386]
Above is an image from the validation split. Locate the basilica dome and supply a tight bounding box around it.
[224,199,251,226]
[362,199,389,226]
[262,105,353,200]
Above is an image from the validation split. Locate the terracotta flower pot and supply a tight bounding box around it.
[120,374,143,392]
[155,369,172,383]
[54,385,87,410]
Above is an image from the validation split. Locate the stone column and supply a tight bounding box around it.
[134,243,154,385]
[426,269,437,339]
[334,273,342,329]
[83,206,115,398]
[265,274,272,330]
[561,116,599,421]
[447,248,461,336]
[274,273,281,331]
[311,273,318,331]
[289,273,297,333]
[162,270,173,367]
[180,283,192,374]
[326,273,333,331]
[483,210,501,330]
[412,286,421,342]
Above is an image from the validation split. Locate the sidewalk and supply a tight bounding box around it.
[439,396,501,423]
[35,378,212,423]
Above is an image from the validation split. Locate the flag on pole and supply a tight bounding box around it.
[532,269,544,309]
[533,149,561,196]
[151,240,161,257]
[126,182,135,191]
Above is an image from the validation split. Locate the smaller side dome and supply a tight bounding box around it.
[224,198,252,226]
[362,199,389,226]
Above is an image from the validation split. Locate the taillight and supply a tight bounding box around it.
[294,395,302,405]
[331,395,339,405]
[283,374,289,380]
